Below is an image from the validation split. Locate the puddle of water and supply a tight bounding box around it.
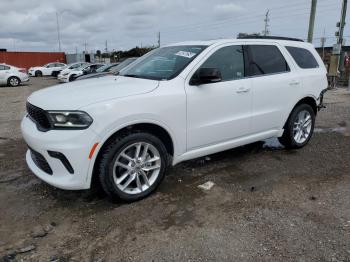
[263,138,284,149]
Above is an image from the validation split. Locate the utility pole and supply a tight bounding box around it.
[320,28,326,60]
[337,0,347,47]
[56,12,62,52]
[157,31,161,47]
[337,0,348,86]
[263,10,270,36]
[84,42,87,53]
[329,0,348,89]
[105,40,108,53]
[307,0,317,43]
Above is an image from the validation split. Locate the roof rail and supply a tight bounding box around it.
[237,35,304,42]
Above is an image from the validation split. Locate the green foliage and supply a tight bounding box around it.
[111,46,156,62]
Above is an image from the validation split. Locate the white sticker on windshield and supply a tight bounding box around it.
[175,51,196,59]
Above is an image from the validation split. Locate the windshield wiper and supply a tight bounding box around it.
[123,74,139,78]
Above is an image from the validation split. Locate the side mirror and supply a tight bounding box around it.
[190,68,222,85]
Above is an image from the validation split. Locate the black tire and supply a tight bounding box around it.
[69,74,76,82]
[35,70,42,77]
[7,76,21,87]
[278,104,315,149]
[98,132,169,202]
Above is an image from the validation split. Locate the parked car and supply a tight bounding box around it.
[29,62,66,77]
[21,37,327,202]
[57,63,104,83]
[0,63,29,87]
[56,62,90,78]
[76,58,138,81]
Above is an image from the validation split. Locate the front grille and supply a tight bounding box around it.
[26,102,52,131]
[30,148,53,175]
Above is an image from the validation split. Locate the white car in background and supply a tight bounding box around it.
[0,63,29,87]
[58,63,104,83]
[57,62,90,78]
[29,62,66,77]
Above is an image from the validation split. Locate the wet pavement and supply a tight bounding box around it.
[0,78,350,261]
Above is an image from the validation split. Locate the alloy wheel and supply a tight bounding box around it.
[9,78,19,87]
[293,110,312,144]
[112,142,161,195]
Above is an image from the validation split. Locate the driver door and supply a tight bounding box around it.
[185,44,253,150]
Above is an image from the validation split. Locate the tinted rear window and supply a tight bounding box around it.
[247,45,290,76]
[286,46,319,69]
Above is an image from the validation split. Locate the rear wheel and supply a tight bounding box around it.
[98,132,169,201]
[35,70,42,77]
[7,77,20,87]
[278,104,315,149]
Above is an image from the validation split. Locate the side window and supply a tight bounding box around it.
[199,45,245,81]
[247,45,290,76]
[0,65,9,70]
[286,46,319,69]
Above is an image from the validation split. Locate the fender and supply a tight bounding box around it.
[85,118,178,186]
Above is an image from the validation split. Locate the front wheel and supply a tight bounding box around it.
[69,74,76,82]
[98,132,169,201]
[35,70,42,77]
[279,104,315,149]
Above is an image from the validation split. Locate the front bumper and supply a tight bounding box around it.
[57,74,69,83]
[20,74,30,82]
[21,115,100,190]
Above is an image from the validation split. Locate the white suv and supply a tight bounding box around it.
[21,37,327,201]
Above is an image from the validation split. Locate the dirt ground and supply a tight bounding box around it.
[0,77,350,262]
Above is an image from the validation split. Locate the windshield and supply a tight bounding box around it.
[76,64,89,71]
[120,45,207,80]
[96,64,115,73]
[69,63,83,69]
[110,58,137,74]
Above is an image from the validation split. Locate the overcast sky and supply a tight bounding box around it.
[0,0,348,53]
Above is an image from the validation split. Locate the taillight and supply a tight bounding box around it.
[19,68,27,74]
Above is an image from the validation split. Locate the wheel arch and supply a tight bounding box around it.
[89,122,175,189]
[283,96,317,128]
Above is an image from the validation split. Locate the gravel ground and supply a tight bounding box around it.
[0,77,350,262]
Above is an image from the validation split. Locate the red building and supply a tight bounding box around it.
[0,51,66,70]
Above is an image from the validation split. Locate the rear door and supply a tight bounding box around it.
[246,43,301,134]
[185,44,253,150]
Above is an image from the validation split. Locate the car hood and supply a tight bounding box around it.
[59,68,71,74]
[28,75,159,110]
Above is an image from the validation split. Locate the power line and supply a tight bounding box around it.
[155,1,337,34]
[160,7,339,36]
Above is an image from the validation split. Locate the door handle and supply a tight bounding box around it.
[236,87,250,93]
[289,80,300,86]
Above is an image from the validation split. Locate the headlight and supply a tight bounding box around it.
[63,72,69,76]
[47,111,93,129]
